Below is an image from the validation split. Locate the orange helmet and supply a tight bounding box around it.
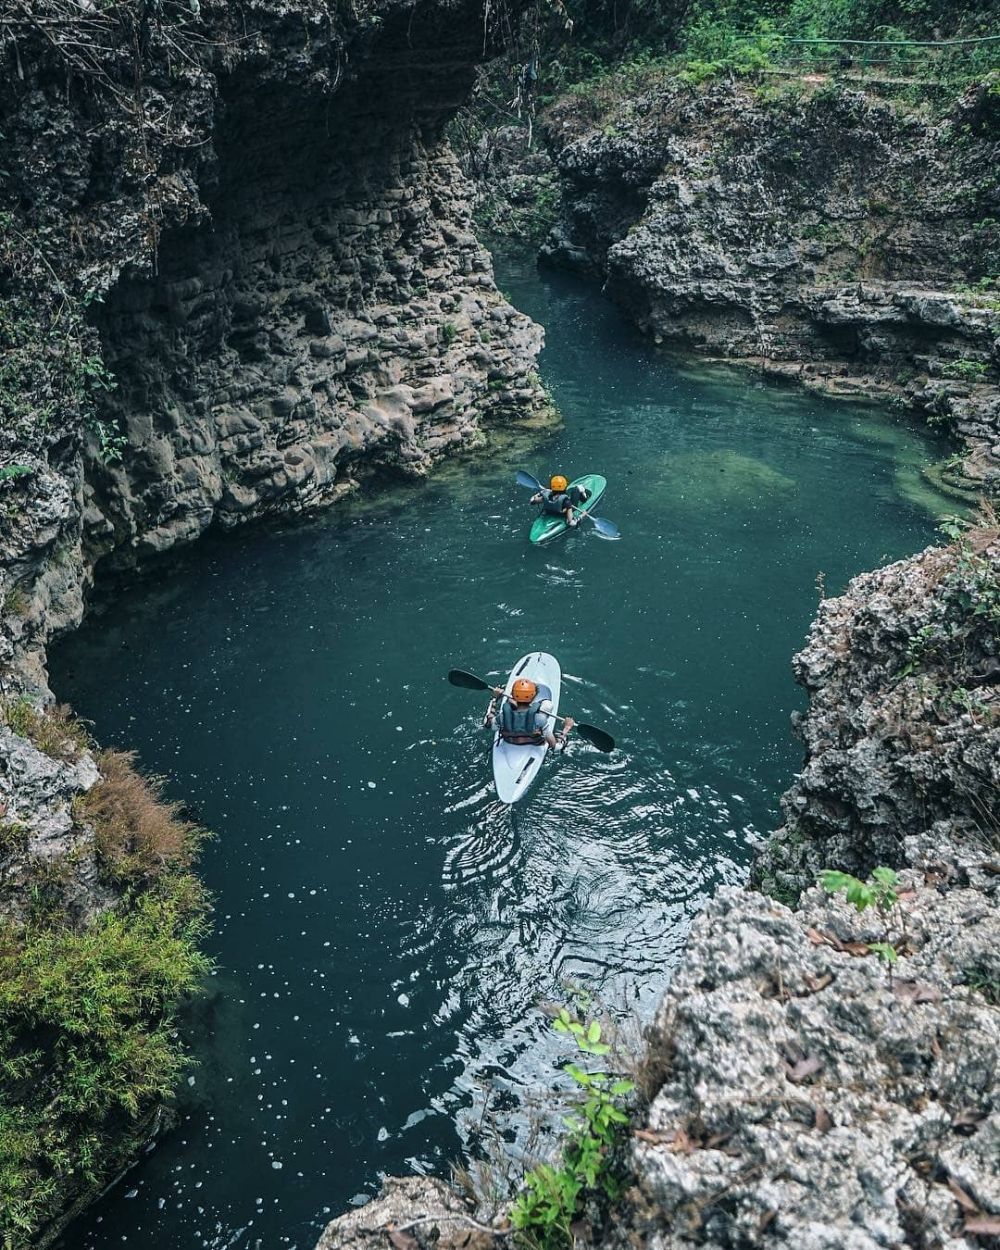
[512,678,537,704]
[550,475,568,492]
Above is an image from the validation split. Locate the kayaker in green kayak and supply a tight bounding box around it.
[484,676,575,749]
[529,474,593,528]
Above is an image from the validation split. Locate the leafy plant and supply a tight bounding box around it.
[963,963,1000,1006]
[510,1010,634,1249]
[85,415,127,465]
[938,358,989,383]
[821,865,899,914]
[0,873,211,1240]
[820,866,907,977]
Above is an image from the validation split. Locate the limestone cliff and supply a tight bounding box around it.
[1,0,547,697]
[534,75,1000,497]
[0,2,546,1243]
[615,525,999,1250]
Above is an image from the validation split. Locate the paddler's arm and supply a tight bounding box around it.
[557,716,576,748]
[484,686,506,729]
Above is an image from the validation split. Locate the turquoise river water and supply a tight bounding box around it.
[51,254,951,1249]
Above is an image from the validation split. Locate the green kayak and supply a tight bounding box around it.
[529,474,607,545]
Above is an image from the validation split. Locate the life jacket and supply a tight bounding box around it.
[500,697,545,743]
[542,490,570,517]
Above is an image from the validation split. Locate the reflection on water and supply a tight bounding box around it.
[50,253,950,1250]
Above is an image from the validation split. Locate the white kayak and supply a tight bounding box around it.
[491,651,562,805]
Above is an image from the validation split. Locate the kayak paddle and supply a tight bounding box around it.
[447,668,616,753]
[515,470,621,539]
[574,509,619,539]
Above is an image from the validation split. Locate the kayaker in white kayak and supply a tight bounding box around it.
[529,475,592,527]
[484,677,575,749]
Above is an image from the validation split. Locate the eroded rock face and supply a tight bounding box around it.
[85,128,543,566]
[538,78,1000,493]
[756,531,1000,898]
[0,0,546,694]
[317,1178,494,1250]
[0,725,109,922]
[626,880,999,1250]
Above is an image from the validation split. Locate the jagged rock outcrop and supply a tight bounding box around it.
[317,1178,495,1250]
[623,878,999,1250]
[536,76,1000,494]
[756,526,1000,898]
[0,0,547,697]
[0,722,108,920]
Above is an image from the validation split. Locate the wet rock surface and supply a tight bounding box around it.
[317,1178,496,1250]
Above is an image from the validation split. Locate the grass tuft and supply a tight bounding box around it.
[2,700,89,761]
[75,750,206,885]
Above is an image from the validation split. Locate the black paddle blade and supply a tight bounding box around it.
[516,469,543,491]
[576,723,616,753]
[448,669,492,692]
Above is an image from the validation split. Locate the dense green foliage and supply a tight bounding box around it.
[513,0,1000,101]
[511,1011,634,1249]
[0,878,210,1244]
[0,708,211,1247]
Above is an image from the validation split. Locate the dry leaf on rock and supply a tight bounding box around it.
[786,1055,824,1084]
[951,1108,988,1134]
[892,981,943,1004]
[813,1104,834,1133]
[964,1216,1000,1235]
[947,1178,981,1215]
[387,1225,421,1250]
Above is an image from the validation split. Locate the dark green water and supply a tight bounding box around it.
[51,254,949,1249]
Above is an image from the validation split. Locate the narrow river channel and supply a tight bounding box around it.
[51,253,950,1250]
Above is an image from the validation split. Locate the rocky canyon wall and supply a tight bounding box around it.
[0,2,546,1242]
[1,0,547,697]
[532,76,1000,497]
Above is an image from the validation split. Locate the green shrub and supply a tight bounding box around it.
[0,873,211,1241]
[511,1011,634,1249]
[938,359,989,382]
